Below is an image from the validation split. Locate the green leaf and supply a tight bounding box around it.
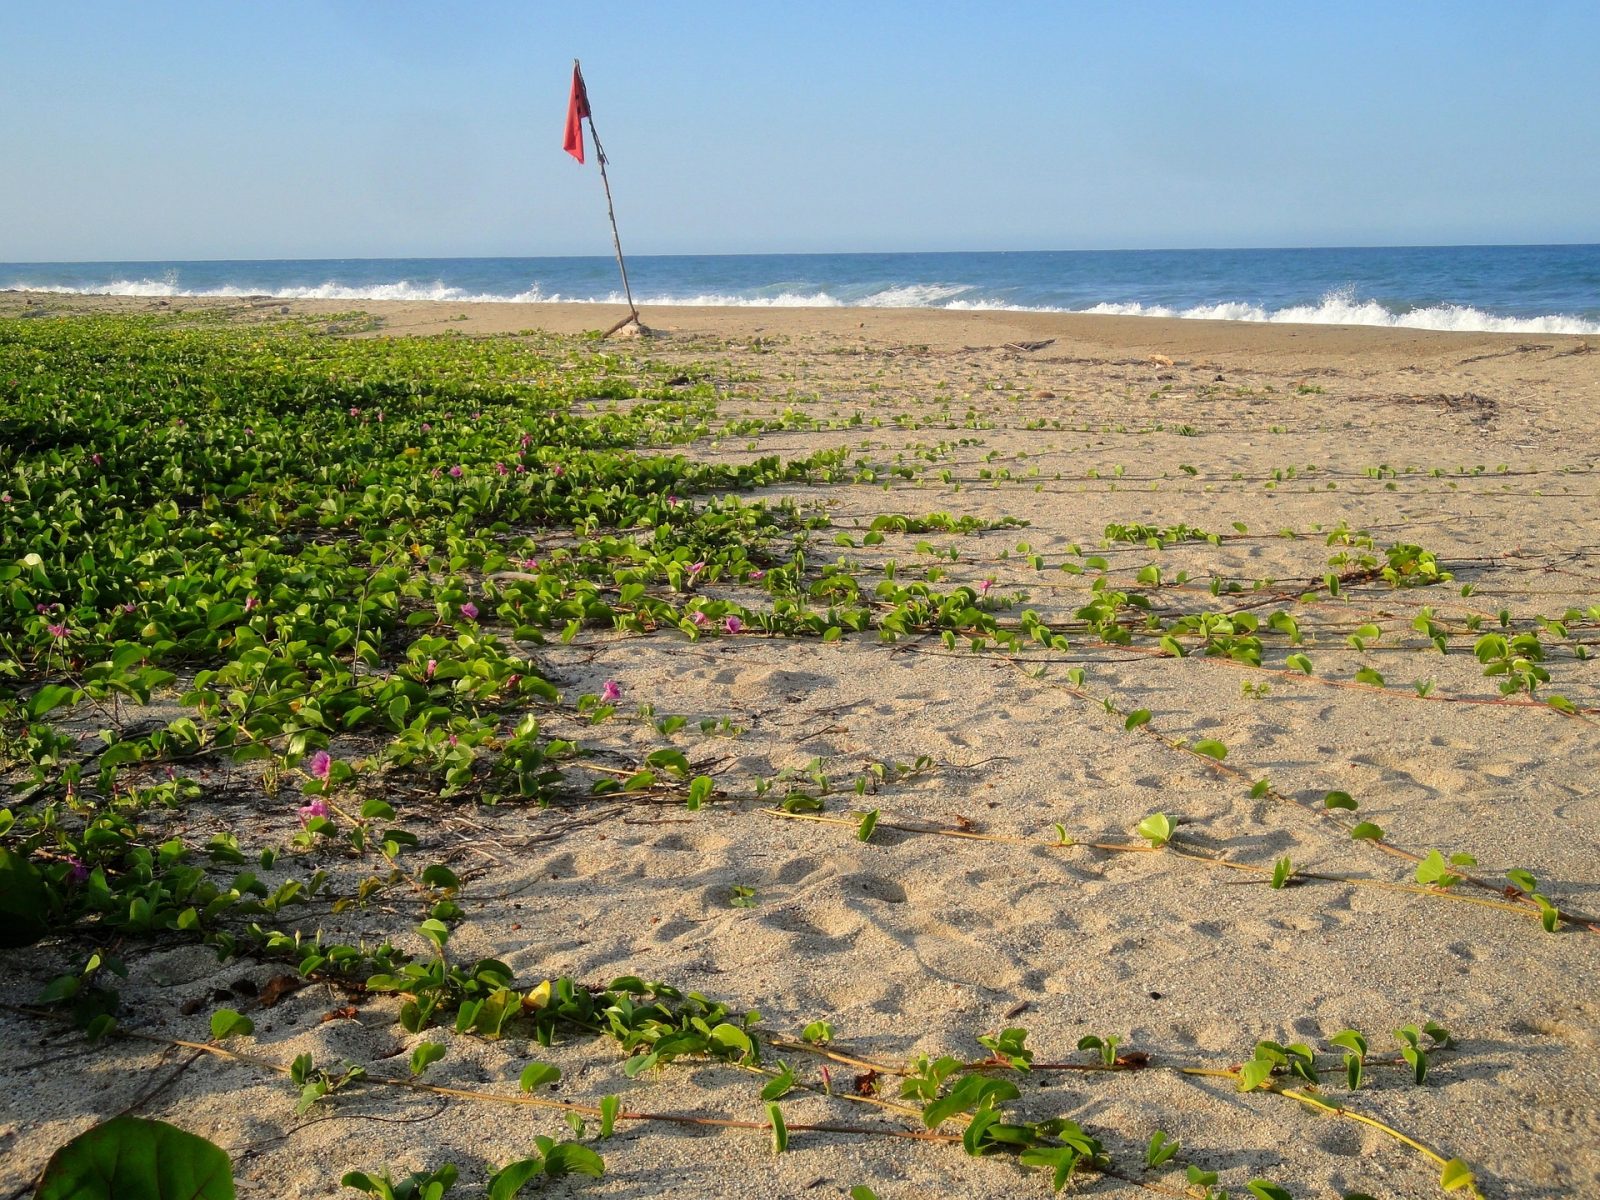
[1270,857,1292,889]
[1124,709,1152,730]
[1285,652,1313,675]
[1247,1182,1293,1200]
[1191,738,1227,761]
[1249,778,1271,798]
[209,1009,254,1041]
[849,1189,880,1200]
[760,1063,797,1101]
[686,775,713,811]
[708,1022,754,1061]
[767,1102,788,1153]
[543,1143,604,1179]
[519,1061,561,1092]
[1136,812,1174,848]
[1323,790,1357,810]
[1238,1057,1276,1091]
[1350,822,1385,841]
[36,1116,235,1200]
[856,809,879,842]
[0,848,51,947]
[1354,666,1385,687]
[1440,1158,1476,1192]
[487,1157,545,1200]
[599,1094,620,1138]
[1415,850,1464,889]
[409,1042,446,1077]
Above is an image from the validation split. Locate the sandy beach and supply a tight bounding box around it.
[3,291,1598,1200]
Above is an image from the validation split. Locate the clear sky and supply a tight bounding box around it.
[4,1,1598,261]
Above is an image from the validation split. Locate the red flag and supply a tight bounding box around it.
[563,64,590,164]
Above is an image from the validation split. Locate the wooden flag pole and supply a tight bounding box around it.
[575,59,640,333]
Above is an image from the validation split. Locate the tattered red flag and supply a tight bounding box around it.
[563,64,590,163]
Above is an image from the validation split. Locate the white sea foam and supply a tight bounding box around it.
[9,278,1597,335]
[1077,287,1600,335]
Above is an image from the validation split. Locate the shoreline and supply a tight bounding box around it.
[4,289,1595,367]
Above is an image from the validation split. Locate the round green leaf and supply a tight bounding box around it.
[36,1116,235,1200]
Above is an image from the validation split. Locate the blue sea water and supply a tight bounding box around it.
[4,245,1599,335]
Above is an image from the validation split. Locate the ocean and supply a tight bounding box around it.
[4,245,1598,335]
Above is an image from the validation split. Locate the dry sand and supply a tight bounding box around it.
[3,292,1599,1199]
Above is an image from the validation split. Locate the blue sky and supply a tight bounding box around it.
[3,1,1598,260]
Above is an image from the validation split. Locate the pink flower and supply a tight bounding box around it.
[724,616,743,634]
[1,493,10,503]
[552,465,565,477]
[349,406,360,417]
[376,411,384,423]
[689,611,710,627]
[514,464,525,474]
[298,799,330,824]
[666,495,680,507]
[505,673,521,690]
[496,462,508,475]
[243,428,253,437]
[750,569,765,581]
[600,680,621,703]
[978,579,993,596]
[521,558,539,571]
[90,453,103,466]
[688,561,705,576]
[425,658,437,679]
[460,601,479,620]
[421,423,432,432]
[308,750,332,781]
[46,623,68,639]
[244,595,258,611]
[65,856,89,885]
[520,433,532,449]
[449,465,463,478]
[122,603,136,614]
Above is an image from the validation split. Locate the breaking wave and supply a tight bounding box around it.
[9,277,1598,335]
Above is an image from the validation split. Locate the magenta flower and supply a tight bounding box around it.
[520,433,532,449]
[376,411,384,423]
[421,422,432,432]
[724,616,743,634]
[46,623,68,640]
[243,428,253,438]
[750,569,765,581]
[978,579,993,596]
[552,465,565,477]
[514,464,525,474]
[90,453,103,466]
[688,561,705,576]
[600,680,621,703]
[521,558,539,571]
[449,465,463,478]
[122,603,136,614]
[425,658,437,679]
[496,462,508,475]
[349,406,360,417]
[1,493,10,503]
[460,601,479,620]
[308,750,332,781]
[244,595,258,612]
[65,856,89,885]
[666,495,680,507]
[298,799,330,824]
[689,610,710,627]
